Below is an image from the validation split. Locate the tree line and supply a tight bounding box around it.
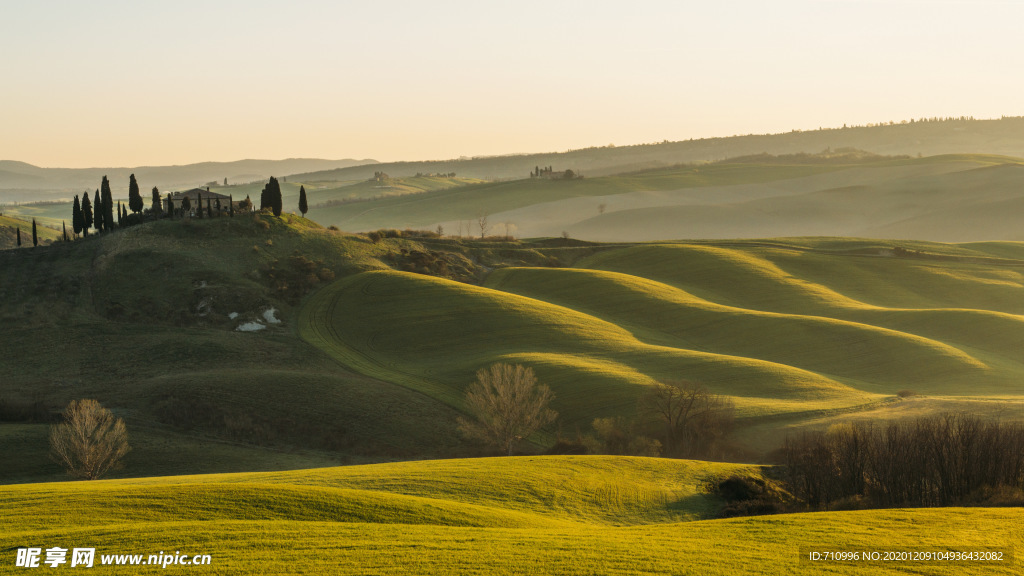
[781,413,1024,509]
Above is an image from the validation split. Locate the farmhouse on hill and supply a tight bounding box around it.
[165,188,245,214]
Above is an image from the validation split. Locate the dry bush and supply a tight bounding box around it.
[583,416,661,456]
[458,363,557,455]
[49,399,130,480]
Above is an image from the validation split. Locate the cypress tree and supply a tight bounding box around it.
[116,201,122,226]
[196,192,203,219]
[167,193,174,219]
[151,186,161,215]
[259,186,267,211]
[32,219,37,247]
[128,174,143,215]
[62,221,68,242]
[207,198,212,217]
[16,227,21,247]
[298,185,308,218]
[182,196,191,216]
[93,189,103,233]
[122,203,128,222]
[101,176,114,231]
[215,198,221,215]
[267,176,283,217]
[229,194,234,217]
[72,195,83,236]
[81,193,92,237]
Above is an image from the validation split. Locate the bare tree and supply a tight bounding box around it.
[639,380,735,458]
[477,213,490,239]
[50,399,130,480]
[458,363,557,455]
[597,203,607,215]
[502,221,517,240]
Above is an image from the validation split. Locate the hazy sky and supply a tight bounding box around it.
[2,0,1022,167]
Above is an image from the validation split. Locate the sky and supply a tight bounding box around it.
[1,0,1022,168]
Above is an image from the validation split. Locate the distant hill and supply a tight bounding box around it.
[291,117,1024,182]
[0,158,377,203]
[298,152,1024,243]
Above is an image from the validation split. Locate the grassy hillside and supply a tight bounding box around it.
[0,214,61,249]
[5,213,1024,483]
[0,215,487,484]
[1,456,1018,575]
[300,237,1024,452]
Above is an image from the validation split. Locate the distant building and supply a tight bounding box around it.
[165,188,243,214]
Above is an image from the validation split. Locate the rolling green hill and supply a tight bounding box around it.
[1,456,1017,575]
[5,214,1024,484]
[300,237,1024,452]
[0,214,61,248]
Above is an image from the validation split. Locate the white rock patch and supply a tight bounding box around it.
[263,308,282,324]
[236,322,266,332]
[229,312,239,320]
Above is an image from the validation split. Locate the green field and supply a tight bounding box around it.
[0,213,61,248]
[5,215,1024,480]
[3,188,1024,574]
[299,237,1024,451]
[1,456,1018,575]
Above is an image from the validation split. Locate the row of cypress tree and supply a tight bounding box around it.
[71,175,140,237]
[67,174,307,241]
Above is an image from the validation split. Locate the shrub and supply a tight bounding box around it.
[583,416,661,456]
[712,474,789,517]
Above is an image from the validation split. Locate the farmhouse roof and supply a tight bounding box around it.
[170,188,232,201]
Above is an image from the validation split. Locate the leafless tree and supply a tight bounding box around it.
[502,222,517,240]
[639,380,735,458]
[782,413,1024,510]
[458,363,557,455]
[477,213,490,239]
[597,203,607,215]
[436,224,444,238]
[50,399,130,480]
